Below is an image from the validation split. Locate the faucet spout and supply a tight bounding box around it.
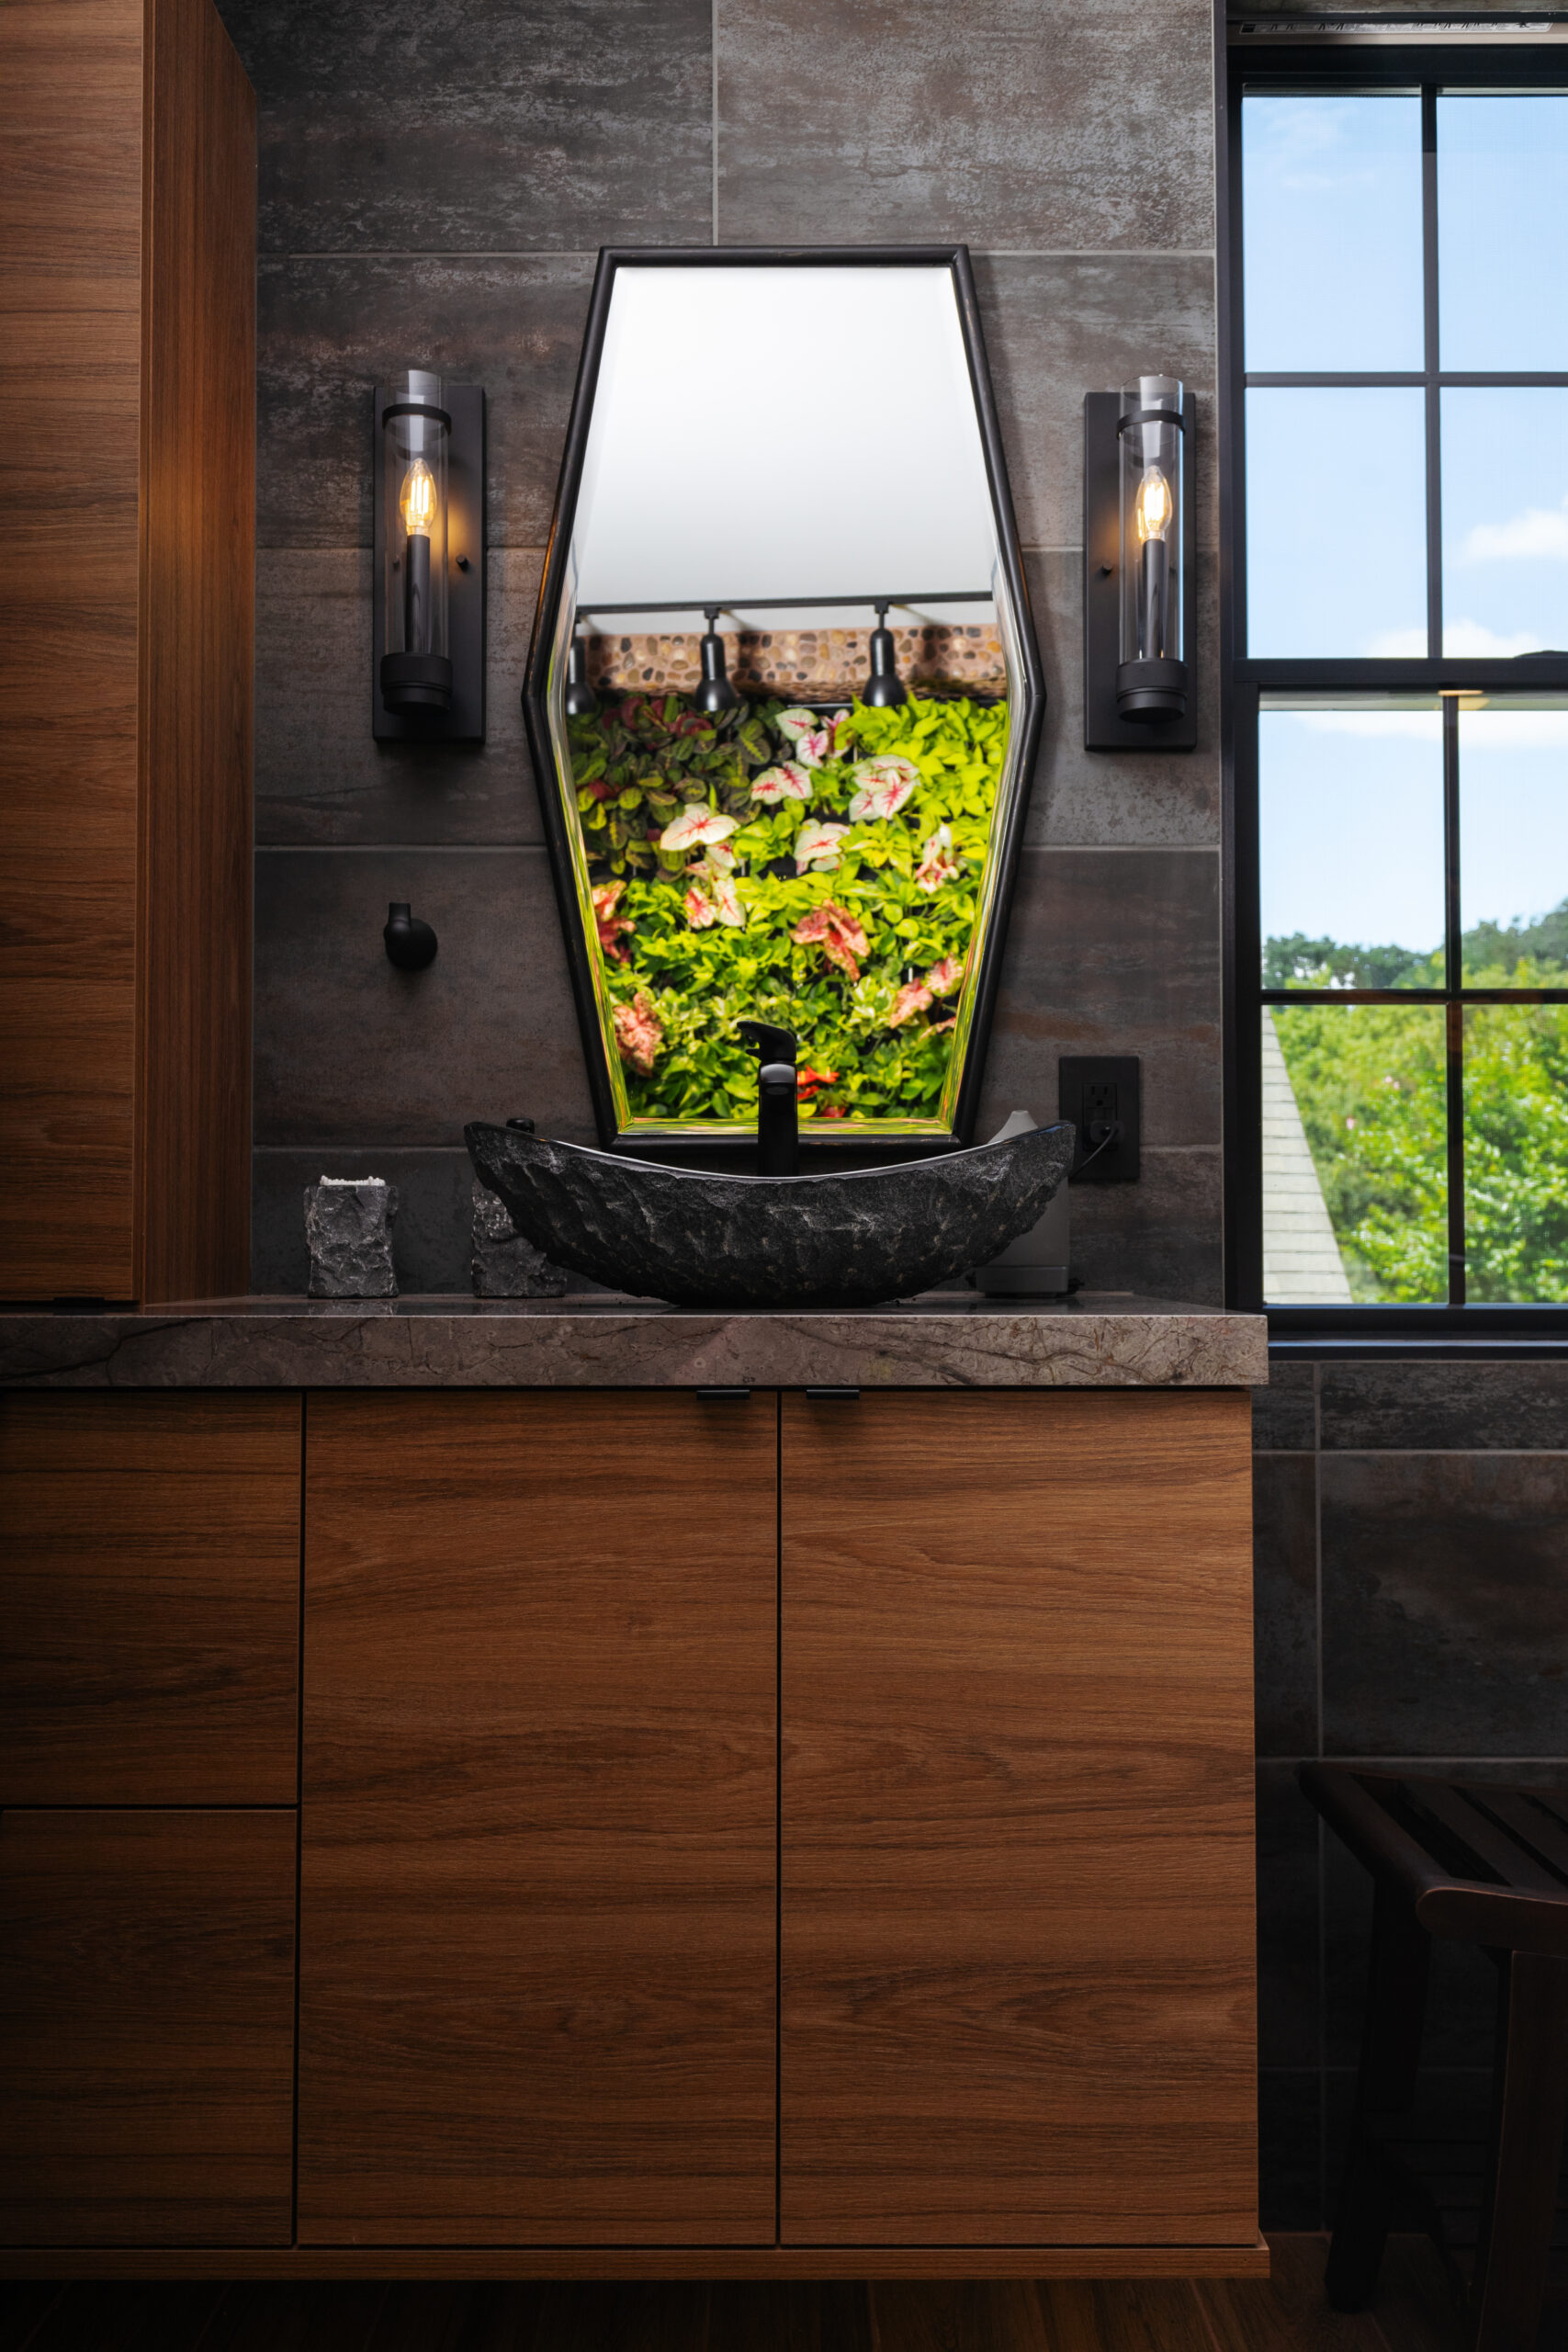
[739,1020,800,1177]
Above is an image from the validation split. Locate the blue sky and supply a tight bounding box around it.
[1260,706,1568,950]
[1243,94,1568,660]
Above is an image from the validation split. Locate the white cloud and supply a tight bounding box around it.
[1363,628,1430,658]
[1461,495,1568,564]
[1293,708,1440,741]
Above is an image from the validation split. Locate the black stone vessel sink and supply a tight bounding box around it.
[464,1119,1077,1310]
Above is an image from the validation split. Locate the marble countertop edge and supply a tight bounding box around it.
[0,1294,1269,1390]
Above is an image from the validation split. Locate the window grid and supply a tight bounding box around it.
[1227,46,1568,1328]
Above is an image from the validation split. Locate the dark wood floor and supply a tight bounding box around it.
[0,2239,1488,2352]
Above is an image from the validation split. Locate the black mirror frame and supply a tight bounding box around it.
[522,244,1045,1158]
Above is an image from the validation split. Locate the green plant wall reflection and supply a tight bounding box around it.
[568,691,1007,1130]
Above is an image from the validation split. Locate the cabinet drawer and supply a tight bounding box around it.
[0,1809,297,2245]
[0,1394,300,1804]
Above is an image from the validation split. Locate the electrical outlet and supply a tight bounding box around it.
[1058,1057,1141,1182]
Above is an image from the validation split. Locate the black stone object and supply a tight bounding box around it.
[463,1119,1077,1310]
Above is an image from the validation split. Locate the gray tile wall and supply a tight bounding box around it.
[218,0,1223,1300]
[1252,1359,1568,2229]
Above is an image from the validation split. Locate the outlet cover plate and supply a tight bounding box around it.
[1059,1055,1141,1182]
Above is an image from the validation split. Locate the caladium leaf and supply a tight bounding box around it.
[793,900,870,981]
[660,804,739,854]
[774,707,819,746]
[928,955,964,995]
[794,820,850,873]
[848,756,919,823]
[915,821,961,893]
[887,978,933,1028]
[613,991,663,1074]
[794,725,833,769]
[749,762,813,806]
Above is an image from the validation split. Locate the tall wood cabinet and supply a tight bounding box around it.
[0,0,254,1304]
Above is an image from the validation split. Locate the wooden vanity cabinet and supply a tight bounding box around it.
[0,1394,300,2248]
[297,1390,780,2245]
[781,1388,1257,2247]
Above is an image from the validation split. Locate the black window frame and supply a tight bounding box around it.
[1221,26,1568,1347]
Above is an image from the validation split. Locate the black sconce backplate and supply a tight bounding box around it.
[373,381,486,741]
[1082,390,1195,753]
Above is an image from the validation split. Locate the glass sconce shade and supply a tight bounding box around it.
[1116,374,1186,721]
[381,368,453,715]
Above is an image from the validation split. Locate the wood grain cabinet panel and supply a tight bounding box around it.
[0,0,254,1301]
[298,1391,779,2246]
[0,1810,296,2245]
[0,1394,301,1804]
[780,1389,1258,2247]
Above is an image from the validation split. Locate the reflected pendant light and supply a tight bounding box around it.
[863,602,908,707]
[694,606,740,712]
[564,634,600,718]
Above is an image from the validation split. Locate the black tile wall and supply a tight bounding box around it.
[1252,1361,1568,2229]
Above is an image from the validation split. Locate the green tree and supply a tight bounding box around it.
[1269,904,1568,1304]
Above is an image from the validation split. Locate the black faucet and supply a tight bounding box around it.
[738,1021,799,1176]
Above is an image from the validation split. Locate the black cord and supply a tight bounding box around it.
[1073,1119,1121,1178]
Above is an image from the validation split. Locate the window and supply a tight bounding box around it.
[1226,37,1568,1329]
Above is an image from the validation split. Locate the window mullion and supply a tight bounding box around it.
[1443,695,1465,1306]
[1423,85,1443,661]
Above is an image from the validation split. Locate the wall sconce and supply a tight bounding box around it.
[862,601,908,707]
[1082,375,1194,752]
[373,370,486,741]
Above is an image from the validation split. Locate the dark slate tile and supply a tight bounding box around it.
[217,0,711,254]
[1021,552,1220,851]
[253,847,598,1148]
[253,1148,476,1294]
[1257,1761,1320,2068]
[256,548,547,846]
[1051,1148,1224,1306]
[975,255,1217,560]
[1253,1361,1316,1453]
[716,0,1217,251]
[1321,1360,1568,1453]
[1255,1454,1317,1756]
[257,255,593,548]
[976,846,1222,1148]
[1321,1454,1568,1756]
[1258,2070,1323,2233]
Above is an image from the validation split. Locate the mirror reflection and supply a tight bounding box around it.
[530,256,1039,1152]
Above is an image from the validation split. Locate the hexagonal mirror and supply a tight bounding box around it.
[524,246,1043,1157]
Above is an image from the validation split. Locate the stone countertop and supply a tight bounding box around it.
[0,1294,1267,1390]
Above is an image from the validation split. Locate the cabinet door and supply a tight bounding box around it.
[0,1809,296,2245]
[299,1390,778,2245]
[0,1394,301,1804]
[781,1389,1257,2246]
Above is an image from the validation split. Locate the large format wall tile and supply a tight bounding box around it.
[974,255,1216,558]
[256,549,546,846]
[1253,1362,1314,1452]
[254,848,597,1148]
[716,0,1216,251]
[1320,1360,1568,1453]
[1047,1148,1224,1306]
[1023,552,1220,849]
[1257,1762,1320,2070]
[978,847,1222,1147]
[1321,1453,1568,1756]
[254,1148,479,1294]
[1254,1453,1317,1756]
[1258,2070,1321,2232]
[218,0,712,254]
[257,255,594,548]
